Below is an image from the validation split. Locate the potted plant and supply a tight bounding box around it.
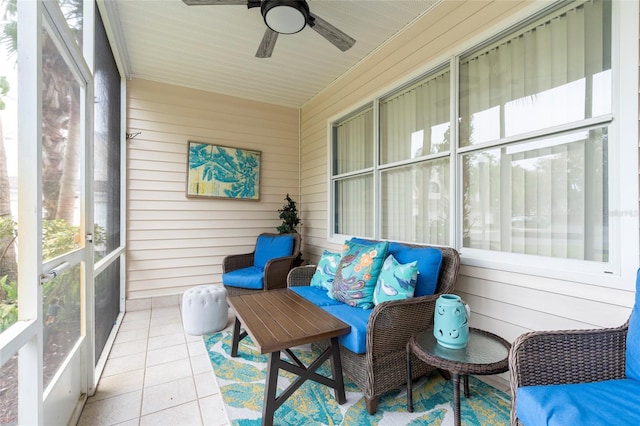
[277,194,303,266]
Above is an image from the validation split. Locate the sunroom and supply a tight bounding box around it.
[1,0,639,425]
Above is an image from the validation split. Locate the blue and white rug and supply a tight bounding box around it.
[203,330,510,425]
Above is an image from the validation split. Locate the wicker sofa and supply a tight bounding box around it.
[287,240,460,415]
[509,269,640,426]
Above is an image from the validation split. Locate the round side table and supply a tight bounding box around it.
[406,327,510,426]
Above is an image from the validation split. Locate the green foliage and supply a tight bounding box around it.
[1,274,15,300]
[1,217,108,332]
[0,301,17,332]
[277,194,301,234]
[92,223,106,247]
[0,214,15,240]
[0,0,17,63]
[0,215,16,280]
[43,219,81,260]
[0,76,8,110]
[0,275,17,333]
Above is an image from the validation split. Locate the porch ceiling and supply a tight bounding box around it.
[108,0,440,108]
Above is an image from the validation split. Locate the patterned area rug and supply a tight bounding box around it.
[203,330,510,425]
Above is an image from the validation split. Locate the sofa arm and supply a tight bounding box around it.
[222,252,254,273]
[366,293,442,359]
[287,265,316,287]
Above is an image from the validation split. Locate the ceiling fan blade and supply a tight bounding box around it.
[182,0,247,5]
[256,28,278,58]
[309,13,355,52]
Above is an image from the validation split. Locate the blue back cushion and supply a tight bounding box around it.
[626,268,640,380]
[388,242,443,296]
[254,234,294,269]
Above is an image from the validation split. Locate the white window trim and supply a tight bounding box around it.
[327,0,639,290]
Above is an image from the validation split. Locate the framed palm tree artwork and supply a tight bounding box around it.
[186,141,261,200]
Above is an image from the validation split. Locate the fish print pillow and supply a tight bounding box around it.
[330,240,388,309]
[310,250,341,291]
[373,254,419,305]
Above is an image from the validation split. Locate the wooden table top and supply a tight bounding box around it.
[227,288,351,354]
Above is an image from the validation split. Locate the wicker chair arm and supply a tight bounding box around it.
[222,252,254,273]
[287,265,317,287]
[366,293,442,359]
[509,322,628,390]
[263,255,297,291]
[509,322,628,426]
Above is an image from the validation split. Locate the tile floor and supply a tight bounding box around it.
[77,299,231,426]
[77,296,511,426]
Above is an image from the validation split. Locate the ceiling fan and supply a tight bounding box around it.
[182,0,356,58]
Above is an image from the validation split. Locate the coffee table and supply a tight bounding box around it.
[406,327,510,426]
[227,289,351,426]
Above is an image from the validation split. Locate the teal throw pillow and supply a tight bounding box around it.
[331,240,388,309]
[373,254,419,305]
[310,250,341,291]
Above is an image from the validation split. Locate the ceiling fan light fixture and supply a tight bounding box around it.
[262,0,309,34]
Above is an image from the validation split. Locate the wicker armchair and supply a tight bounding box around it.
[509,321,630,426]
[287,242,460,415]
[223,232,301,297]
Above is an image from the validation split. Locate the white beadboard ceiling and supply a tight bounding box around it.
[110,0,440,107]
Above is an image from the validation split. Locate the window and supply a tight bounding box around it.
[330,0,616,271]
[460,0,611,262]
[379,68,451,245]
[332,105,374,237]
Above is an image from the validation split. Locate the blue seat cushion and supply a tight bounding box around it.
[516,379,640,426]
[254,234,294,269]
[222,266,264,290]
[290,286,342,307]
[626,268,640,381]
[388,242,442,296]
[320,304,372,354]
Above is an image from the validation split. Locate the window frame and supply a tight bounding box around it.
[328,0,639,289]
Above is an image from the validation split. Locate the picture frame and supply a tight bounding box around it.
[186,141,261,200]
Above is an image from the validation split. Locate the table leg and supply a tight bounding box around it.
[328,337,346,404]
[231,317,241,357]
[406,349,414,412]
[452,373,461,426]
[262,351,280,426]
[464,374,470,398]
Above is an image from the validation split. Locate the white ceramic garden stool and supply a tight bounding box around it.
[181,285,228,335]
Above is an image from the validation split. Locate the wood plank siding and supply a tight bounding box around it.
[126,79,299,299]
